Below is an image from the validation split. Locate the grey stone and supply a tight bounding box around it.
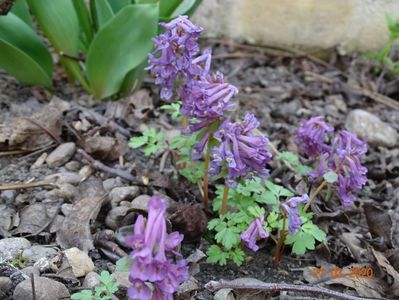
[130,194,151,211]
[46,142,76,168]
[109,186,139,207]
[345,109,398,148]
[61,203,73,216]
[0,238,31,262]
[22,246,58,265]
[21,266,40,277]
[0,276,12,294]
[65,161,80,172]
[83,272,100,288]
[105,206,129,230]
[103,177,124,192]
[45,172,81,185]
[13,276,70,300]
[47,183,78,201]
[0,190,17,203]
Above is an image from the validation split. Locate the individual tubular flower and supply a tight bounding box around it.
[240,216,269,251]
[209,113,272,187]
[127,196,188,300]
[146,16,203,100]
[295,116,334,158]
[281,195,309,235]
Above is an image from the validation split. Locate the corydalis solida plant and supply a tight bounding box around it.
[295,116,368,209]
[127,196,188,300]
[147,16,271,213]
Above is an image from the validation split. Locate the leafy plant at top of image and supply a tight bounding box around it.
[367,15,399,73]
[0,0,200,99]
[71,271,119,300]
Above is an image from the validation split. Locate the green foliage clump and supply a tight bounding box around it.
[129,127,165,156]
[71,271,119,300]
[0,0,200,99]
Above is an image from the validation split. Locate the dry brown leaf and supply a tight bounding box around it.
[0,97,69,151]
[371,248,399,297]
[364,203,393,248]
[56,176,105,252]
[13,202,57,234]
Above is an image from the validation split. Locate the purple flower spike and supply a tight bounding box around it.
[332,130,367,206]
[295,116,334,158]
[127,196,188,300]
[241,216,269,251]
[146,16,203,100]
[210,113,272,187]
[180,71,238,130]
[281,195,309,235]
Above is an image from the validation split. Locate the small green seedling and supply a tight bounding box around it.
[71,271,119,300]
[129,127,164,156]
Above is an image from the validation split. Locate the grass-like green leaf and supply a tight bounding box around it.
[90,0,114,30]
[86,3,159,99]
[28,0,80,55]
[107,0,131,13]
[11,0,34,28]
[0,13,52,88]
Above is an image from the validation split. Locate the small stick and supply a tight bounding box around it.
[77,149,135,181]
[273,209,287,268]
[220,185,229,215]
[31,274,36,300]
[0,181,56,191]
[303,180,327,212]
[203,138,212,211]
[205,279,375,300]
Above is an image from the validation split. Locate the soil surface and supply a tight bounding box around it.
[0,38,398,300]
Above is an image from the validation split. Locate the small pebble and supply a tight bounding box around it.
[65,161,80,172]
[109,186,139,207]
[64,247,95,277]
[46,142,76,168]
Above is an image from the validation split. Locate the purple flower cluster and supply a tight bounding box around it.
[240,216,269,251]
[281,195,309,235]
[127,196,188,300]
[295,116,333,158]
[148,16,272,186]
[310,130,368,206]
[146,16,202,100]
[295,117,368,206]
[209,113,272,187]
[180,71,238,132]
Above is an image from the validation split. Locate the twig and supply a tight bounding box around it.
[76,106,131,138]
[0,181,56,191]
[205,279,378,300]
[31,274,36,300]
[77,149,166,189]
[21,117,62,144]
[77,149,135,181]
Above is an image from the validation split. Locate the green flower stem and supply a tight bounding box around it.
[273,209,287,269]
[203,138,212,211]
[303,180,327,212]
[220,185,229,215]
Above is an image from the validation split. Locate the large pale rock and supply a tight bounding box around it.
[13,276,70,300]
[193,0,399,53]
[64,247,94,277]
[22,246,58,265]
[345,109,398,147]
[0,238,31,262]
